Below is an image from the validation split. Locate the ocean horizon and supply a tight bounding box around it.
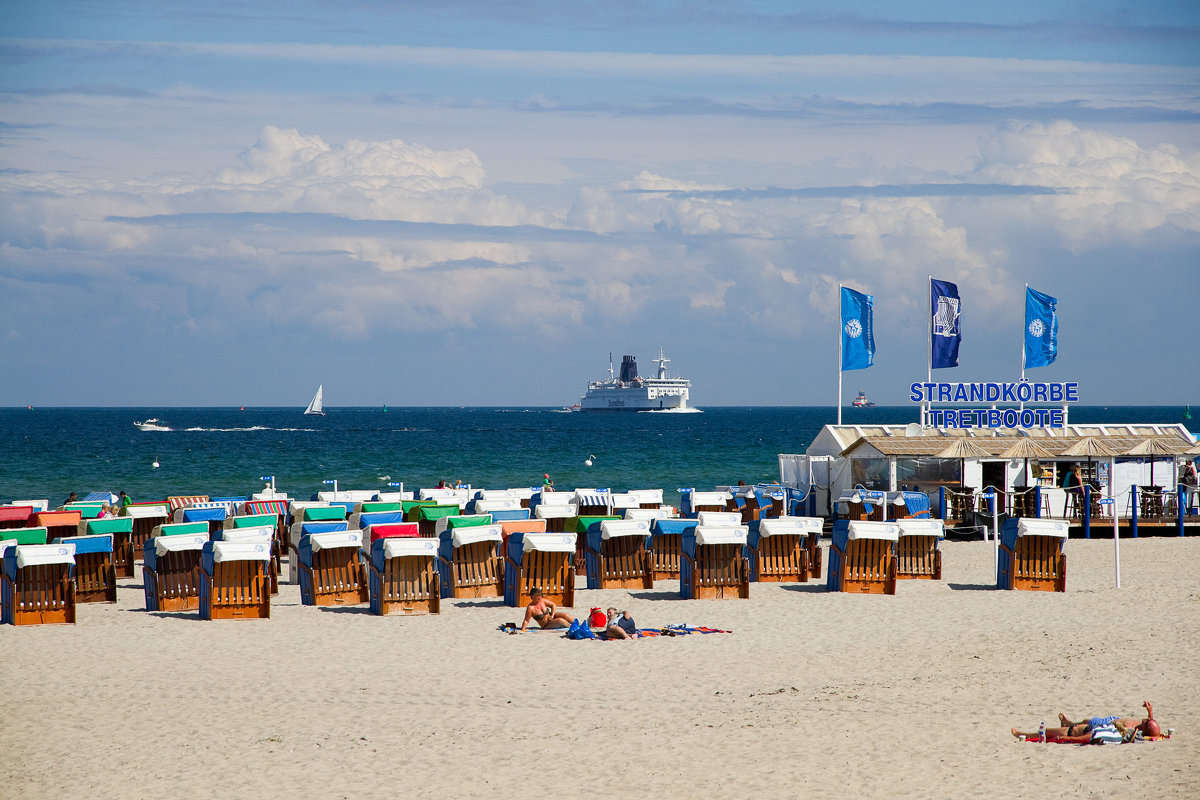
[3,405,1194,505]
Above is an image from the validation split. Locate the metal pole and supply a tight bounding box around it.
[837,285,843,426]
[1112,457,1120,588]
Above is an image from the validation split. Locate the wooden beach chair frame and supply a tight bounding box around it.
[503,532,576,609]
[143,525,209,612]
[749,518,823,584]
[199,542,271,620]
[681,539,750,600]
[62,535,118,603]
[300,531,370,607]
[2,545,77,626]
[998,519,1067,593]
[895,519,945,581]
[585,520,654,590]
[828,521,899,595]
[648,519,693,581]
[121,504,169,578]
[369,539,441,616]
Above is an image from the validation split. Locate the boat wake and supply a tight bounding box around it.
[641,407,703,414]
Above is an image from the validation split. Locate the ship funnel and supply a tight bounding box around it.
[619,355,639,382]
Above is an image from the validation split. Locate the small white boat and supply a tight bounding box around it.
[134,418,170,431]
[304,385,325,416]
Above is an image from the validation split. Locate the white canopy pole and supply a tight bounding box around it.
[1112,455,1120,588]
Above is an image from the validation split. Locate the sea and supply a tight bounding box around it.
[1,406,1193,506]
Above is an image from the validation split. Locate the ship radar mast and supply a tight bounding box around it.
[653,347,669,379]
[608,352,614,382]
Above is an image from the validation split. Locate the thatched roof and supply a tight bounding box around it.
[840,429,1193,460]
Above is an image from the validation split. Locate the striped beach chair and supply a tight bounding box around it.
[895,518,945,580]
[747,516,823,583]
[827,520,899,595]
[2,542,77,625]
[369,536,441,615]
[437,522,504,599]
[167,495,209,515]
[997,518,1067,592]
[680,524,750,600]
[143,523,209,612]
[199,534,272,620]
[502,530,576,609]
[585,519,654,590]
[55,533,117,603]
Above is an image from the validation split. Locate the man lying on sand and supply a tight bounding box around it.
[1012,701,1160,742]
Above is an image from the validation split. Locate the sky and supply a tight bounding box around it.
[2,1,1199,408]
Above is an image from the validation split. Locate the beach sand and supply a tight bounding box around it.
[2,537,1198,799]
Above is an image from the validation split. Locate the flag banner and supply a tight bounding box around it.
[930,278,961,369]
[1024,286,1058,368]
[840,286,875,371]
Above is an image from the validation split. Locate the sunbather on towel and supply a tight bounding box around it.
[520,588,573,631]
[1012,701,1160,740]
[605,607,638,640]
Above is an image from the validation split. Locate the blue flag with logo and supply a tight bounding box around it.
[1024,286,1058,368]
[840,286,874,371]
[930,278,960,369]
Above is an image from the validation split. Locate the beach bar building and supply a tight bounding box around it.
[781,422,1197,535]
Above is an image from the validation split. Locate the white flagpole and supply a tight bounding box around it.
[925,275,932,427]
[837,285,843,426]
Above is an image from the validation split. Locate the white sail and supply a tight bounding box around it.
[304,385,325,415]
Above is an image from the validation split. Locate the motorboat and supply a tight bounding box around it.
[134,418,170,431]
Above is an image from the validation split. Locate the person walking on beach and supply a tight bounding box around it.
[1012,701,1160,741]
[519,587,573,631]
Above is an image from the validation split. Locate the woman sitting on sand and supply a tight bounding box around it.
[520,588,573,631]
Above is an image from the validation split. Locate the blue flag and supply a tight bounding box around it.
[840,286,874,371]
[930,278,961,369]
[1024,286,1058,368]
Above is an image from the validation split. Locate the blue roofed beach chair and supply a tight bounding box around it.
[2,542,76,625]
[502,530,576,609]
[298,529,369,607]
[142,522,209,611]
[199,535,272,620]
[997,518,1067,592]
[585,519,654,590]
[895,518,945,580]
[437,522,504,599]
[369,536,441,615]
[55,533,116,603]
[349,509,407,531]
[174,502,228,535]
[75,516,134,583]
[747,516,823,583]
[680,523,750,599]
[827,520,899,595]
[648,518,694,580]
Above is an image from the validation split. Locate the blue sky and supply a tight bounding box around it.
[2,1,1198,407]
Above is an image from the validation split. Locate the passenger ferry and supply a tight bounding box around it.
[578,349,691,412]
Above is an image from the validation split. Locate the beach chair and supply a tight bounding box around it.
[680,525,750,599]
[889,491,932,521]
[75,516,133,585]
[298,529,369,607]
[648,518,695,580]
[142,523,209,612]
[364,522,420,544]
[681,490,730,518]
[585,519,654,590]
[174,503,228,535]
[534,501,578,534]
[502,530,576,609]
[35,510,82,544]
[488,508,532,522]
[0,505,37,530]
[895,518,945,580]
[167,495,209,515]
[747,516,823,583]
[63,502,105,520]
[827,520,899,595]
[368,536,441,616]
[497,519,546,556]
[121,503,170,577]
[630,489,665,510]
[623,507,674,523]
[348,509,406,531]
[199,537,272,620]
[2,542,76,625]
[242,498,289,555]
[437,522,504,599]
[608,493,639,517]
[55,533,117,603]
[997,518,1067,592]
[472,497,523,516]
[224,514,282,593]
[414,504,460,538]
[573,515,619,576]
[3,527,50,546]
[573,489,611,517]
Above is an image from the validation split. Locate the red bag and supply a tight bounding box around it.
[589,608,607,628]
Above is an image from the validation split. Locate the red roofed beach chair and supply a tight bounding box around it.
[827,520,899,595]
[0,505,37,530]
[2,542,76,625]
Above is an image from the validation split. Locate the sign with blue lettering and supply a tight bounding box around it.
[909,381,1077,429]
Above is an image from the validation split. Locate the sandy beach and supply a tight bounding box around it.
[2,536,1198,799]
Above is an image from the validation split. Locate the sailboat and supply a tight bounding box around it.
[304,385,325,416]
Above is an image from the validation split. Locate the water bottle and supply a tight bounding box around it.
[1038,722,1046,742]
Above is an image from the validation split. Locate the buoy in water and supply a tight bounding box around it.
[152,459,160,469]
[584,454,595,467]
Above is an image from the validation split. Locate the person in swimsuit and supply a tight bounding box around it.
[604,607,638,640]
[520,587,573,631]
[1012,701,1160,740]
